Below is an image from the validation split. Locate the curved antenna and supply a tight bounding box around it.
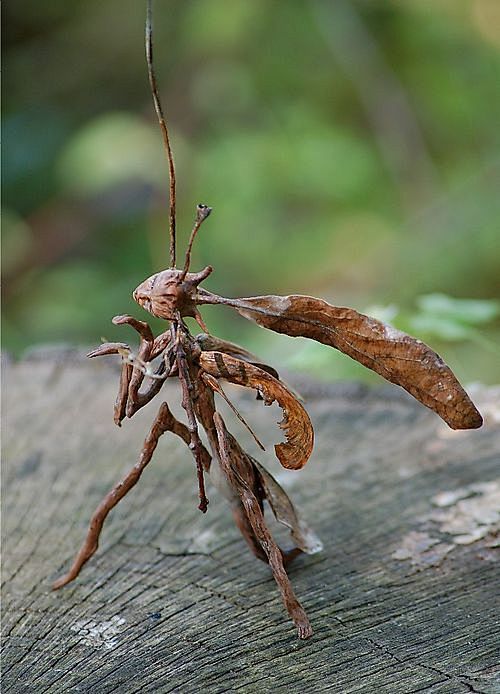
[180,204,212,279]
[145,0,177,267]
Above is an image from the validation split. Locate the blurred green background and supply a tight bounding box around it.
[3,0,500,384]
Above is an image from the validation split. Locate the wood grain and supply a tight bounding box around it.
[2,351,499,693]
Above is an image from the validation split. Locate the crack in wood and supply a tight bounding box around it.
[365,638,488,693]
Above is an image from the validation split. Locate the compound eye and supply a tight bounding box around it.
[148,275,157,292]
[133,274,157,307]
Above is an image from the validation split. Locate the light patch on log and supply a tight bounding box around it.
[70,616,126,650]
[393,480,500,568]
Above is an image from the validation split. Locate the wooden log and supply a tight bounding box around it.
[2,350,499,693]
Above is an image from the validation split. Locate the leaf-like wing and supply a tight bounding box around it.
[195,332,303,401]
[213,411,313,638]
[252,460,323,555]
[200,293,482,430]
[199,351,314,469]
[195,333,260,363]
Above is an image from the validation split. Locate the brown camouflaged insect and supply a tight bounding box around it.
[53,1,483,639]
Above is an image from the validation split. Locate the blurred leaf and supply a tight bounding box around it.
[182,0,263,52]
[1,209,33,273]
[191,61,255,120]
[4,1,500,386]
[56,113,169,195]
[408,314,473,342]
[416,293,500,325]
[3,107,71,211]
[363,304,399,324]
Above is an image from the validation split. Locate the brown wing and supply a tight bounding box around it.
[252,459,323,554]
[199,292,482,430]
[199,351,314,469]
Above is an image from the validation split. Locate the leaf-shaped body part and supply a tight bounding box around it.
[199,351,314,469]
[195,331,303,401]
[213,412,313,639]
[195,333,260,363]
[196,332,279,379]
[252,459,323,555]
[204,294,482,431]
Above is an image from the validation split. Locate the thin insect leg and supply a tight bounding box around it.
[107,315,158,418]
[126,347,176,418]
[177,350,210,508]
[103,315,168,415]
[194,367,299,567]
[193,308,209,334]
[86,342,134,426]
[161,405,211,470]
[128,361,166,416]
[135,387,213,468]
[87,342,129,359]
[213,412,312,639]
[201,372,265,451]
[238,486,312,638]
[175,328,209,511]
[88,340,167,385]
[123,342,154,420]
[112,315,154,342]
[115,359,133,426]
[231,486,302,566]
[127,350,152,416]
[52,401,174,590]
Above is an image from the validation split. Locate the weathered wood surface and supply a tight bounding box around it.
[2,350,499,693]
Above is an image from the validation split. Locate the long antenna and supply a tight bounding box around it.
[145,0,177,267]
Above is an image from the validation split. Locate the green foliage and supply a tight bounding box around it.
[415,294,500,326]
[57,113,167,194]
[3,1,500,383]
[409,295,500,341]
